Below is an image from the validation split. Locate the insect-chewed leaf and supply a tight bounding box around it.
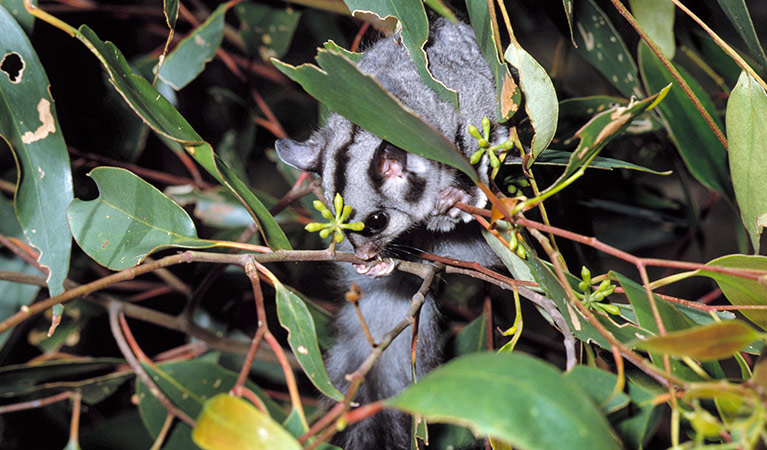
[697,254,767,331]
[504,42,558,164]
[67,167,215,270]
[274,281,343,401]
[540,85,669,195]
[0,6,72,297]
[726,71,767,251]
[193,394,302,450]
[389,353,622,449]
[345,0,458,109]
[632,321,762,361]
[272,49,478,181]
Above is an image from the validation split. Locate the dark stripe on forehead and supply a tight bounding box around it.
[333,125,359,198]
[454,122,467,157]
[405,173,426,203]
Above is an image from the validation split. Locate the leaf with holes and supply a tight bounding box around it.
[67,167,216,270]
[0,5,72,297]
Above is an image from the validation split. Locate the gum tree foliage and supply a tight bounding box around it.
[0,0,767,448]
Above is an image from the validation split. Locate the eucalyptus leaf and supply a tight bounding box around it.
[573,0,642,98]
[716,0,767,75]
[274,280,343,401]
[237,2,302,61]
[272,49,478,181]
[628,0,675,59]
[726,71,767,251]
[0,5,72,296]
[697,254,767,331]
[158,2,229,90]
[344,0,458,109]
[638,42,733,200]
[390,353,621,449]
[68,167,216,270]
[632,321,761,361]
[504,42,558,164]
[193,394,302,450]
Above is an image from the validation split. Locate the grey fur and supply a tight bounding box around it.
[276,18,502,449]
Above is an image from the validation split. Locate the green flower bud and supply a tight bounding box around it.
[468,124,482,140]
[334,193,343,216]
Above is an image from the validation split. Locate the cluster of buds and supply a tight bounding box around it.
[468,116,514,170]
[576,266,618,315]
[304,193,364,243]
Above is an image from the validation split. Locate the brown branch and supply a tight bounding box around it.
[0,391,72,414]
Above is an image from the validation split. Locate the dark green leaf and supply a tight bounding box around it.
[72,25,291,250]
[164,0,178,30]
[158,2,229,90]
[0,358,124,401]
[0,5,72,296]
[573,0,642,98]
[345,0,458,109]
[638,41,733,199]
[452,313,488,356]
[726,71,767,251]
[716,0,767,75]
[697,254,767,331]
[1,0,36,33]
[389,353,621,449]
[192,394,302,450]
[68,167,216,270]
[237,2,301,60]
[273,49,478,181]
[632,321,761,361]
[529,149,671,175]
[274,280,343,401]
[504,42,558,163]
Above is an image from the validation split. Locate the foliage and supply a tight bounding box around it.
[0,0,766,449]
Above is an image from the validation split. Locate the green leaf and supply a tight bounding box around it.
[726,71,767,251]
[70,25,291,250]
[193,394,302,450]
[68,167,216,270]
[610,271,725,380]
[573,0,642,98]
[158,2,229,90]
[274,280,343,401]
[137,360,286,448]
[344,0,458,109]
[452,313,488,356]
[638,41,733,199]
[236,2,301,61]
[0,0,36,33]
[163,0,178,30]
[272,49,478,181]
[697,254,767,331]
[504,42,558,164]
[389,353,621,449]
[465,0,517,122]
[541,86,669,195]
[0,5,72,297]
[628,0,675,59]
[632,321,761,361]
[716,0,767,75]
[529,149,671,175]
[564,366,630,414]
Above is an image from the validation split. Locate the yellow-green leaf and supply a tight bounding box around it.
[633,321,762,361]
